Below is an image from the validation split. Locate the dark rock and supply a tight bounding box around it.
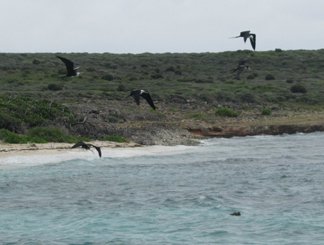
[230,211,241,216]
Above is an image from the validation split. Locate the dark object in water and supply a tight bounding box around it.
[230,211,241,216]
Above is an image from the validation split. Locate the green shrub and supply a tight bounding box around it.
[86,67,96,72]
[102,74,114,81]
[261,107,272,116]
[117,84,127,92]
[195,79,213,84]
[215,107,239,117]
[128,77,137,81]
[290,84,307,94]
[0,127,85,144]
[0,129,27,143]
[151,74,163,79]
[0,96,76,129]
[165,66,176,72]
[247,73,258,80]
[265,74,275,80]
[239,93,256,103]
[0,112,22,132]
[48,83,63,91]
[27,127,76,143]
[101,135,127,143]
[32,59,41,65]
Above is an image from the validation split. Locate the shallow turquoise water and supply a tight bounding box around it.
[1,133,324,244]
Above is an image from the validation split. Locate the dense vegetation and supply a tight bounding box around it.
[1,49,324,143]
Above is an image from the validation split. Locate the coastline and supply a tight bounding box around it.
[2,111,324,160]
[3,50,324,163]
[185,111,324,138]
[0,141,141,161]
[0,140,196,167]
[188,122,324,138]
[0,140,141,153]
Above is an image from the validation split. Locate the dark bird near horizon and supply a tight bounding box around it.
[128,89,156,110]
[71,141,102,158]
[232,30,256,50]
[56,56,80,77]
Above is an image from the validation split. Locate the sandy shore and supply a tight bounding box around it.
[0,140,141,159]
[0,140,197,167]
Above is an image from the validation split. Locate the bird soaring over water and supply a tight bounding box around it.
[56,56,80,77]
[232,30,256,50]
[128,89,156,110]
[71,141,102,158]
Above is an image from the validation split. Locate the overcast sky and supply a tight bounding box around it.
[0,0,323,53]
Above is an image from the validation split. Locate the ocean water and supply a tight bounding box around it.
[1,133,324,244]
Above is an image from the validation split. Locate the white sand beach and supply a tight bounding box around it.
[0,141,140,167]
[0,141,196,168]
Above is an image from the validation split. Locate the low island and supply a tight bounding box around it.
[1,50,324,152]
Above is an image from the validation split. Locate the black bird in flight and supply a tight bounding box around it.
[72,141,102,158]
[232,30,256,50]
[56,56,80,77]
[128,89,156,110]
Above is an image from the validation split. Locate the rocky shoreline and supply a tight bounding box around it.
[0,124,323,159]
[188,124,324,138]
[1,112,324,155]
[65,100,324,146]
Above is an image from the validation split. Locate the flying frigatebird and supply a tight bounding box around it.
[57,56,80,77]
[232,30,256,50]
[128,89,156,110]
[71,141,102,158]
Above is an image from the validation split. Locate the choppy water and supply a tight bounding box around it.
[1,133,324,244]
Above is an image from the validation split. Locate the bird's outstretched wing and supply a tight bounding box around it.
[72,142,101,157]
[72,141,89,149]
[240,31,250,42]
[249,34,256,50]
[141,91,156,110]
[57,56,77,76]
[88,144,102,157]
[230,31,250,41]
[133,94,141,105]
[129,90,142,105]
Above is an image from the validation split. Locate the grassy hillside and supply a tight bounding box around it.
[1,49,324,143]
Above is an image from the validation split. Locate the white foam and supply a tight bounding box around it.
[0,150,96,168]
[103,145,195,158]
